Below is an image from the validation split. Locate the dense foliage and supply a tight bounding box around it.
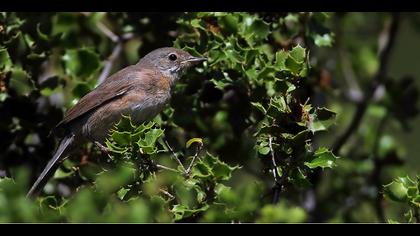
[0,12,419,223]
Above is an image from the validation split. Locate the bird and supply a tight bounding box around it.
[27,47,207,197]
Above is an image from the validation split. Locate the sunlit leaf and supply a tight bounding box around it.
[313,33,334,47]
[186,138,203,148]
[304,147,338,169]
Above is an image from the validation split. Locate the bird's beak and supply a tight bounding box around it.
[183,56,207,65]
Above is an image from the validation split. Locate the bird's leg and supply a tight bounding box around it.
[94,141,110,154]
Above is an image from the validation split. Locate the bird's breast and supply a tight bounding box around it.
[130,93,170,125]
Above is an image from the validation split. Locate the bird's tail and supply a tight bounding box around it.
[26,134,75,198]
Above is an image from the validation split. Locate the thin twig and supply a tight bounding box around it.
[332,13,400,155]
[156,164,179,173]
[97,43,122,85]
[185,142,203,177]
[96,21,119,43]
[89,13,134,85]
[268,135,282,204]
[164,140,186,172]
[268,135,280,183]
[159,188,175,200]
[334,14,363,102]
[371,114,389,222]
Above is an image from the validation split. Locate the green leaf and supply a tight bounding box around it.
[137,128,164,154]
[0,47,12,71]
[114,115,137,132]
[397,176,416,188]
[404,209,414,223]
[210,79,228,90]
[407,186,418,198]
[206,153,238,181]
[285,56,303,75]
[249,19,270,40]
[224,48,244,65]
[186,138,203,149]
[313,33,334,47]
[283,45,307,76]
[269,96,289,113]
[289,45,306,63]
[384,180,409,202]
[105,139,129,154]
[257,66,276,80]
[309,107,337,132]
[191,152,239,182]
[36,23,49,41]
[111,131,132,146]
[289,130,311,148]
[190,19,206,30]
[117,188,129,200]
[52,12,80,35]
[245,49,260,66]
[275,50,288,70]
[192,162,212,179]
[144,129,165,146]
[273,79,295,94]
[316,107,336,120]
[62,48,101,78]
[251,102,267,114]
[290,167,311,188]
[304,147,337,169]
[245,68,258,81]
[23,34,35,48]
[133,121,156,134]
[53,168,74,179]
[9,68,34,96]
[219,15,239,35]
[27,52,47,61]
[412,195,420,208]
[172,204,209,221]
[387,219,400,224]
[72,83,92,99]
[258,146,270,155]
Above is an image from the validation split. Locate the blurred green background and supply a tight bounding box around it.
[389,17,420,174]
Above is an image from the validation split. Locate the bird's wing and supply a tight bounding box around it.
[56,66,153,129]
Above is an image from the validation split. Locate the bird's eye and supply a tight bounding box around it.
[168,53,177,61]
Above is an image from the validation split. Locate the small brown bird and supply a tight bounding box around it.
[27,47,206,197]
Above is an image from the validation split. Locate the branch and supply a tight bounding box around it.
[159,188,175,200]
[97,43,122,85]
[269,135,280,183]
[332,13,400,155]
[371,114,389,222]
[96,21,119,43]
[86,13,135,86]
[156,164,178,173]
[334,14,363,102]
[164,140,186,172]
[268,135,282,204]
[185,142,203,177]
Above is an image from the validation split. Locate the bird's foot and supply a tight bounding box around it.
[94,141,110,154]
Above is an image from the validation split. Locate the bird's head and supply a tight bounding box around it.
[138,47,207,82]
